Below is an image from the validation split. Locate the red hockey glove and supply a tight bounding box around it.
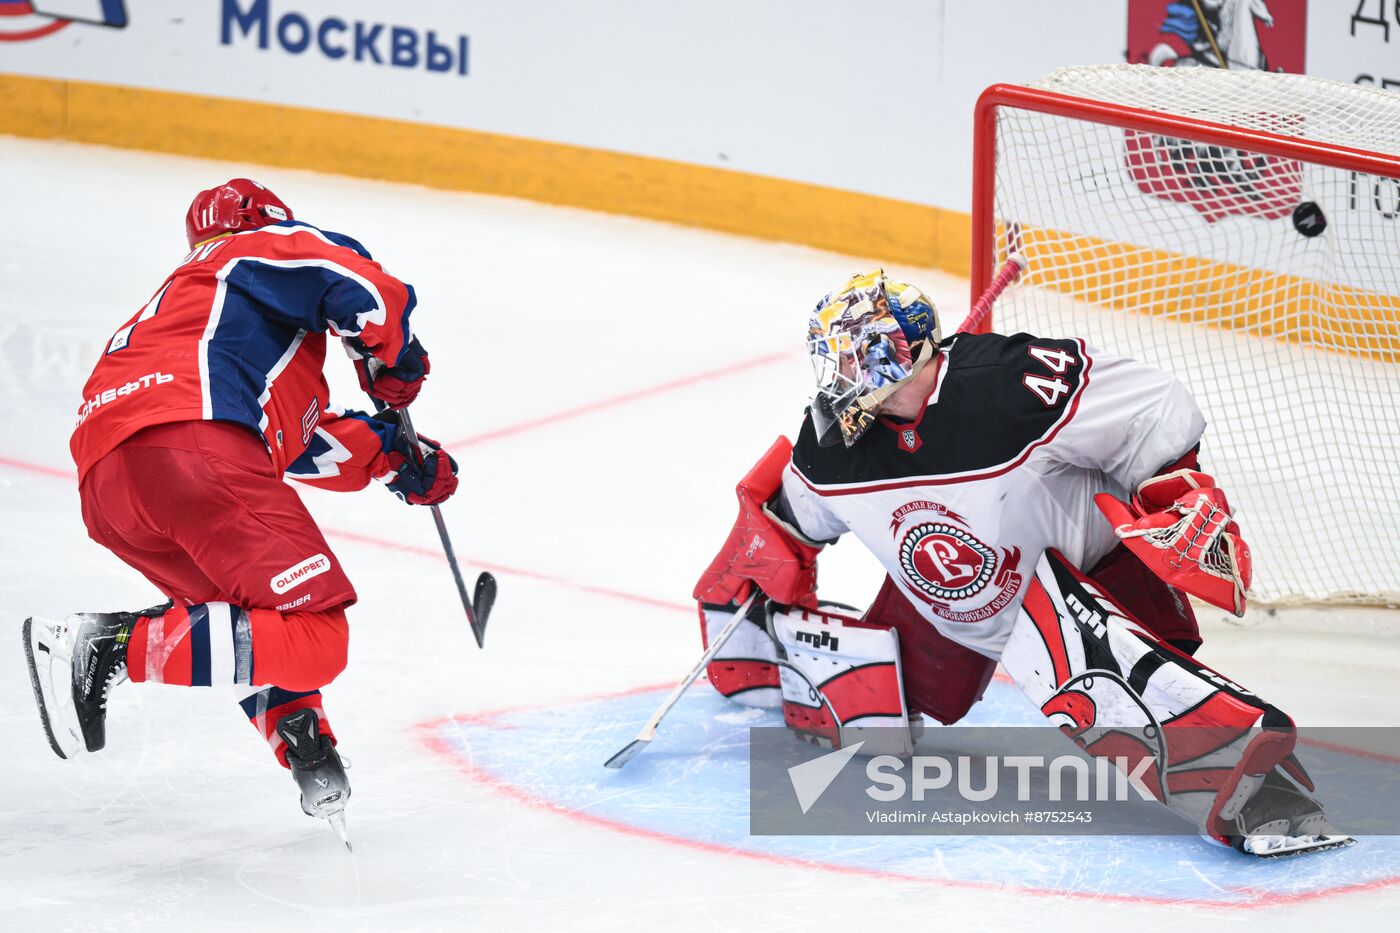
[693,436,822,609]
[1095,470,1252,617]
[375,413,458,505]
[355,336,430,408]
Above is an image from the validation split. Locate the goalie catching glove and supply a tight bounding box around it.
[1095,469,1252,617]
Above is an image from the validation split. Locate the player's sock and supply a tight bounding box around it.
[239,686,337,768]
[126,602,253,686]
[126,603,349,691]
[242,606,349,691]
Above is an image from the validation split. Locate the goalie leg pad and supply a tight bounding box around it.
[699,601,780,709]
[1086,544,1201,653]
[772,604,914,755]
[1003,549,1318,842]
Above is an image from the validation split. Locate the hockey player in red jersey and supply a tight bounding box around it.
[695,268,1348,858]
[23,178,458,840]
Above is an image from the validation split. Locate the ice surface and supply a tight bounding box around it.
[436,682,1400,906]
[1,137,1398,931]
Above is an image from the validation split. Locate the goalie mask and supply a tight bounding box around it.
[807,269,941,448]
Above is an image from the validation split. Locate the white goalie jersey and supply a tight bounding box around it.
[780,331,1207,659]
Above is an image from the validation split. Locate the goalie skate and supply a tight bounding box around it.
[1225,771,1354,859]
[22,611,142,759]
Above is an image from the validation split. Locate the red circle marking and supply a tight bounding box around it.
[418,683,1400,910]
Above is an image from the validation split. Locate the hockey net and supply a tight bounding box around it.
[973,65,1400,606]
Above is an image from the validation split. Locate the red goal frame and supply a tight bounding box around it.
[968,81,1400,330]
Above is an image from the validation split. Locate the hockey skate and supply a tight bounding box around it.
[1220,770,1354,858]
[276,708,353,850]
[22,602,169,759]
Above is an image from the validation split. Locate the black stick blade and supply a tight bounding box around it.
[469,572,497,648]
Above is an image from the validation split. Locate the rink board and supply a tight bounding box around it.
[422,681,1400,908]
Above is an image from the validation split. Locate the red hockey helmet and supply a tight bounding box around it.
[185,178,293,248]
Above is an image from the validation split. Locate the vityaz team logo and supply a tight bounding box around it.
[890,501,1024,623]
[0,1,127,42]
[899,522,996,600]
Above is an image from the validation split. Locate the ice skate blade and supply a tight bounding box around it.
[1244,833,1354,859]
[22,617,81,760]
[325,811,353,852]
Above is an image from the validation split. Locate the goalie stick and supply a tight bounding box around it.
[604,590,761,769]
[956,250,1027,335]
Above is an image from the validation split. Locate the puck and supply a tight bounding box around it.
[1292,201,1327,238]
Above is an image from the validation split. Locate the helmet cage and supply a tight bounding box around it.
[807,273,935,447]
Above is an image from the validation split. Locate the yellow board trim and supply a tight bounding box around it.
[0,72,968,274]
[9,73,1393,365]
[1001,223,1400,364]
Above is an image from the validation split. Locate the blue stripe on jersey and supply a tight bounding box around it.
[396,283,418,364]
[284,409,397,478]
[352,409,399,451]
[223,257,384,335]
[268,220,373,260]
[188,604,211,687]
[238,686,322,720]
[318,228,372,259]
[285,428,334,478]
[205,284,303,428]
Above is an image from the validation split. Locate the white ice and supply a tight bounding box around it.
[1,136,1398,931]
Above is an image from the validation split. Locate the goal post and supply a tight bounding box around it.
[970,65,1400,606]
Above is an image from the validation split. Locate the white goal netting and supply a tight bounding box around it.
[985,65,1400,606]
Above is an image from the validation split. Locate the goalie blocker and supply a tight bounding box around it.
[695,437,997,749]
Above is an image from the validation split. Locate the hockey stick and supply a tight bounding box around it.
[956,251,1028,335]
[392,405,497,648]
[354,345,496,648]
[604,590,761,769]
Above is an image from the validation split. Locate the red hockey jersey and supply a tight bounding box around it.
[71,221,415,483]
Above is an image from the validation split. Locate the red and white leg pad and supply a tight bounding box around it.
[700,601,781,709]
[771,604,915,756]
[1003,549,1307,839]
